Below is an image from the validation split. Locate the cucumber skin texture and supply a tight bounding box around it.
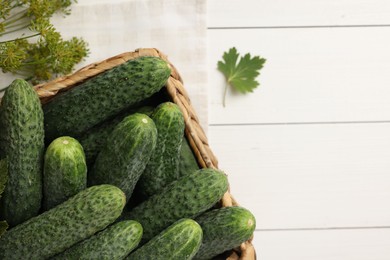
[122,168,228,243]
[43,56,170,142]
[193,206,256,260]
[53,220,142,260]
[0,79,44,227]
[89,113,157,201]
[137,102,185,198]
[126,218,202,260]
[43,136,87,210]
[178,136,199,178]
[0,159,7,238]
[79,106,154,166]
[0,184,126,260]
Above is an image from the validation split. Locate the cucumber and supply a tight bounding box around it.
[178,135,199,178]
[43,56,170,142]
[122,168,228,243]
[0,221,7,238]
[126,218,202,260]
[193,206,256,260]
[0,184,126,260]
[0,79,44,227]
[89,113,157,201]
[53,220,142,260]
[136,102,185,198]
[0,159,8,237]
[43,136,87,210]
[79,106,154,166]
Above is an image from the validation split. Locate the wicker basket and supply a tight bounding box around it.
[34,48,256,260]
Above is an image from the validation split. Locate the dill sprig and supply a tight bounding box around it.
[0,0,89,84]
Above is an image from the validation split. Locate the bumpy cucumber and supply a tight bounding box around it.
[43,136,87,210]
[53,220,142,260]
[89,113,157,201]
[43,56,170,141]
[0,79,44,227]
[193,206,256,260]
[79,106,154,166]
[0,159,7,238]
[126,219,202,260]
[122,168,228,243]
[0,184,126,260]
[178,135,199,178]
[136,102,185,198]
[0,221,7,238]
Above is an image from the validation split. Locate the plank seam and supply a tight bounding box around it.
[210,120,390,127]
[208,24,390,30]
[256,226,390,232]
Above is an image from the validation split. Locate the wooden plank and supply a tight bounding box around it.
[253,228,390,260]
[208,27,390,125]
[209,123,390,229]
[209,0,390,28]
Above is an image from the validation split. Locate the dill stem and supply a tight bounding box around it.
[2,9,27,26]
[10,0,24,9]
[13,67,33,74]
[4,20,30,31]
[0,23,31,37]
[22,59,49,66]
[0,32,40,43]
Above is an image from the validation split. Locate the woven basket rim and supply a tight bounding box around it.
[33,48,256,260]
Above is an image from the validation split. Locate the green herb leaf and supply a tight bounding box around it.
[0,158,8,237]
[0,0,89,84]
[217,47,266,107]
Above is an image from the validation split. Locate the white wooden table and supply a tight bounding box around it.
[208,1,390,259]
[1,1,389,259]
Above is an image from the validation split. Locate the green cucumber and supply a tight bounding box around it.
[89,113,157,201]
[79,106,154,166]
[122,168,228,243]
[43,136,87,210]
[193,206,256,260]
[53,220,142,260]
[136,102,185,198]
[178,136,199,178]
[0,79,44,227]
[43,56,170,142]
[0,221,7,238]
[0,184,126,260]
[126,218,202,260]
[0,159,8,237]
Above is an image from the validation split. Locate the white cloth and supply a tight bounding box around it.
[0,0,208,130]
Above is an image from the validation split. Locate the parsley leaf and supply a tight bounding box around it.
[217,47,266,107]
[0,158,8,237]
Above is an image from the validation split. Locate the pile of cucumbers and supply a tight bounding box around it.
[0,56,256,260]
